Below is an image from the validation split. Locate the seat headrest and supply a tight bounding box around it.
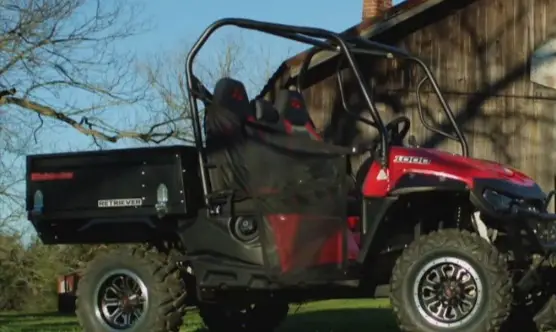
[212,77,250,119]
[253,99,279,123]
[274,90,311,126]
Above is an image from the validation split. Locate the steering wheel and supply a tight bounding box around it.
[348,115,412,155]
[385,116,411,145]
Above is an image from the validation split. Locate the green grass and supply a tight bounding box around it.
[0,299,397,332]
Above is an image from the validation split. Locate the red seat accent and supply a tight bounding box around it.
[274,90,321,140]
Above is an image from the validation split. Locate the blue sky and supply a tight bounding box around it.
[135,0,404,55]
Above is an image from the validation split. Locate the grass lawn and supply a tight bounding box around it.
[0,299,397,332]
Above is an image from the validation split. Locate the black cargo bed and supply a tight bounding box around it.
[26,145,203,244]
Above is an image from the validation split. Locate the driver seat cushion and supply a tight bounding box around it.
[274,90,320,140]
[204,77,252,197]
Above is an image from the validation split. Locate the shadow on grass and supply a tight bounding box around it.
[194,308,399,332]
[0,312,79,332]
[0,312,65,319]
[0,321,79,332]
[0,312,75,323]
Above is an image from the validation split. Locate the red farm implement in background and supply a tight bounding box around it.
[57,272,80,314]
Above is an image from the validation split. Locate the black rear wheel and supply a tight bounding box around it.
[199,301,289,332]
[76,247,187,332]
[390,229,512,332]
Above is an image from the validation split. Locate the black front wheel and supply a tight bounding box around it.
[390,230,512,332]
[199,301,289,332]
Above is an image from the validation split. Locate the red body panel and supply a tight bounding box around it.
[267,214,359,273]
[362,147,537,197]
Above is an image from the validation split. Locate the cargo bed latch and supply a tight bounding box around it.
[31,190,44,216]
[155,183,169,218]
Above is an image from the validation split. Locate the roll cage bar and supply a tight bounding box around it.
[296,39,468,157]
[185,18,469,203]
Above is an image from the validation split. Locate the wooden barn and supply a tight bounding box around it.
[260,0,556,196]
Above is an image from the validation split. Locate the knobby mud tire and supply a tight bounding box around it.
[76,246,187,332]
[390,229,512,332]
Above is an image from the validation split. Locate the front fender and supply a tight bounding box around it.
[357,173,470,264]
[389,173,469,196]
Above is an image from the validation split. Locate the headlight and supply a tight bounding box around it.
[483,189,513,211]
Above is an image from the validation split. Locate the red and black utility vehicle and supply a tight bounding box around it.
[26,18,556,332]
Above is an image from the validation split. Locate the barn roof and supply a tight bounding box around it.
[257,0,451,98]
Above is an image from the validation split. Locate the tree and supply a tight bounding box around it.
[0,231,115,311]
[0,0,153,232]
[0,0,153,145]
[0,233,62,310]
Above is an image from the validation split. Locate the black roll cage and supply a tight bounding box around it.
[185,18,469,204]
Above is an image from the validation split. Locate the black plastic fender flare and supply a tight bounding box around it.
[356,173,470,263]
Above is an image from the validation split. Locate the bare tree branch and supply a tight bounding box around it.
[0,0,153,229]
[0,0,150,120]
[1,93,182,143]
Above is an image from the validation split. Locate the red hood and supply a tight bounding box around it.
[390,147,536,187]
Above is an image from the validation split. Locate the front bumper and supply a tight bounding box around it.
[508,191,556,251]
[512,205,556,222]
[471,183,556,250]
[512,187,556,222]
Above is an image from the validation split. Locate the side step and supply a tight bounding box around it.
[334,280,360,288]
